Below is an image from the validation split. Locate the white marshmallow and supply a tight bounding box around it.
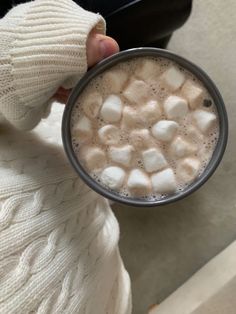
[82,92,102,119]
[135,59,160,81]
[140,100,162,124]
[152,120,179,142]
[73,115,92,141]
[98,125,120,145]
[142,148,168,173]
[101,166,126,190]
[170,136,197,158]
[109,145,134,167]
[161,66,185,91]
[164,95,188,119]
[151,168,177,194]
[129,129,153,150]
[102,69,128,93]
[127,169,151,195]
[122,106,141,128]
[177,157,201,183]
[100,95,123,123]
[188,125,205,142]
[80,146,106,171]
[192,109,217,133]
[182,80,203,109]
[123,79,151,105]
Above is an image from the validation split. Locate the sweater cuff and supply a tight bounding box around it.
[0,0,106,130]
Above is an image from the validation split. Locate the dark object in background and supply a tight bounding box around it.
[90,0,193,49]
[77,0,192,49]
[1,0,192,49]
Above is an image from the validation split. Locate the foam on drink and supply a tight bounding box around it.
[71,56,219,200]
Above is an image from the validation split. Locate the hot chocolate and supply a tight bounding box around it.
[70,56,219,200]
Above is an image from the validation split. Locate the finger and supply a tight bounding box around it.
[54,34,119,103]
[86,33,119,67]
[53,87,71,104]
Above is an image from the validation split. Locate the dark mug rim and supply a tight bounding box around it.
[62,48,228,207]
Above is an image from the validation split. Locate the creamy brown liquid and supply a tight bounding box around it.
[71,57,219,200]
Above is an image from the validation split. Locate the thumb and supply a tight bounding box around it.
[54,34,119,103]
[86,33,119,67]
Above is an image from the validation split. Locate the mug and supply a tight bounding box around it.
[62,48,228,207]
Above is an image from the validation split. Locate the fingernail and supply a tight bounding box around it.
[100,39,115,58]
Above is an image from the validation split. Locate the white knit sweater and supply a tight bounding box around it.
[0,1,131,313]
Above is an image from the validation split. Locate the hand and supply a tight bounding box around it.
[54,33,119,103]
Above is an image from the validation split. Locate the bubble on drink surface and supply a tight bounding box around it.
[203,99,212,107]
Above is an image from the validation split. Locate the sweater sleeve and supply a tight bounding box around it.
[0,0,106,130]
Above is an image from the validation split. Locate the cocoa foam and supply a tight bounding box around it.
[71,57,219,200]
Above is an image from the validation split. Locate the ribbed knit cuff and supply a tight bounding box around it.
[0,0,105,130]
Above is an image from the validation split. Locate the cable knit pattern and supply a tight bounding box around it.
[0,0,105,130]
[0,1,131,312]
[0,105,132,314]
